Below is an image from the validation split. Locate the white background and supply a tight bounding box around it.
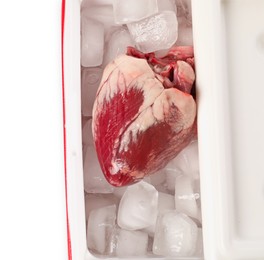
[0,0,68,259]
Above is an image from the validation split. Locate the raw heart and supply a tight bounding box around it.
[92,47,196,186]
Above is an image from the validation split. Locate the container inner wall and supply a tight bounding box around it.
[224,0,264,240]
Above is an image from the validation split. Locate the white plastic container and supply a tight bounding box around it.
[61,0,264,259]
[193,0,264,259]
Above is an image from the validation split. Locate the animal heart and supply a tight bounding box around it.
[92,46,197,186]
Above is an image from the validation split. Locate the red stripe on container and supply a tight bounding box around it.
[61,0,72,259]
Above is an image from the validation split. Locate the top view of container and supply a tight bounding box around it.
[61,0,264,259]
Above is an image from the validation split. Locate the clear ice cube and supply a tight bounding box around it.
[144,171,169,194]
[81,17,104,67]
[81,0,113,9]
[163,141,200,192]
[127,11,178,53]
[117,181,158,230]
[83,144,114,194]
[113,186,128,198]
[87,205,116,254]
[113,0,158,24]
[153,211,198,257]
[85,193,119,221]
[103,27,134,66]
[176,0,192,26]
[195,228,204,256]
[164,159,183,193]
[144,192,175,236]
[158,192,175,213]
[82,119,93,146]
[82,6,115,31]
[148,169,166,186]
[176,16,193,46]
[157,0,177,13]
[166,140,200,185]
[81,67,103,117]
[108,227,149,256]
[82,115,113,193]
[175,175,201,222]
[180,141,200,177]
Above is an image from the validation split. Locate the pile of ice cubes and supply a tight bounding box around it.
[81,0,193,117]
[83,117,203,257]
[80,0,202,257]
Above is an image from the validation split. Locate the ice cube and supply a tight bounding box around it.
[83,144,88,162]
[81,67,103,117]
[113,179,154,199]
[81,0,113,9]
[158,192,175,213]
[81,17,104,67]
[82,116,91,132]
[154,48,170,58]
[85,193,119,221]
[177,25,193,46]
[180,141,200,177]
[176,16,193,46]
[82,119,93,146]
[127,11,178,53]
[157,0,177,13]
[82,6,115,31]
[103,27,134,66]
[176,0,192,26]
[83,144,114,193]
[195,228,204,256]
[153,211,198,256]
[166,140,200,183]
[148,169,166,186]
[193,178,202,210]
[154,184,170,194]
[148,170,170,193]
[113,186,128,198]
[108,227,148,256]
[165,160,183,192]
[175,175,201,222]
[87,205,116,254]
[113,0,158,24]
[117,181,158,230]
[144,192,175,236]
[174,0,193,47]
[147,236,154,254]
